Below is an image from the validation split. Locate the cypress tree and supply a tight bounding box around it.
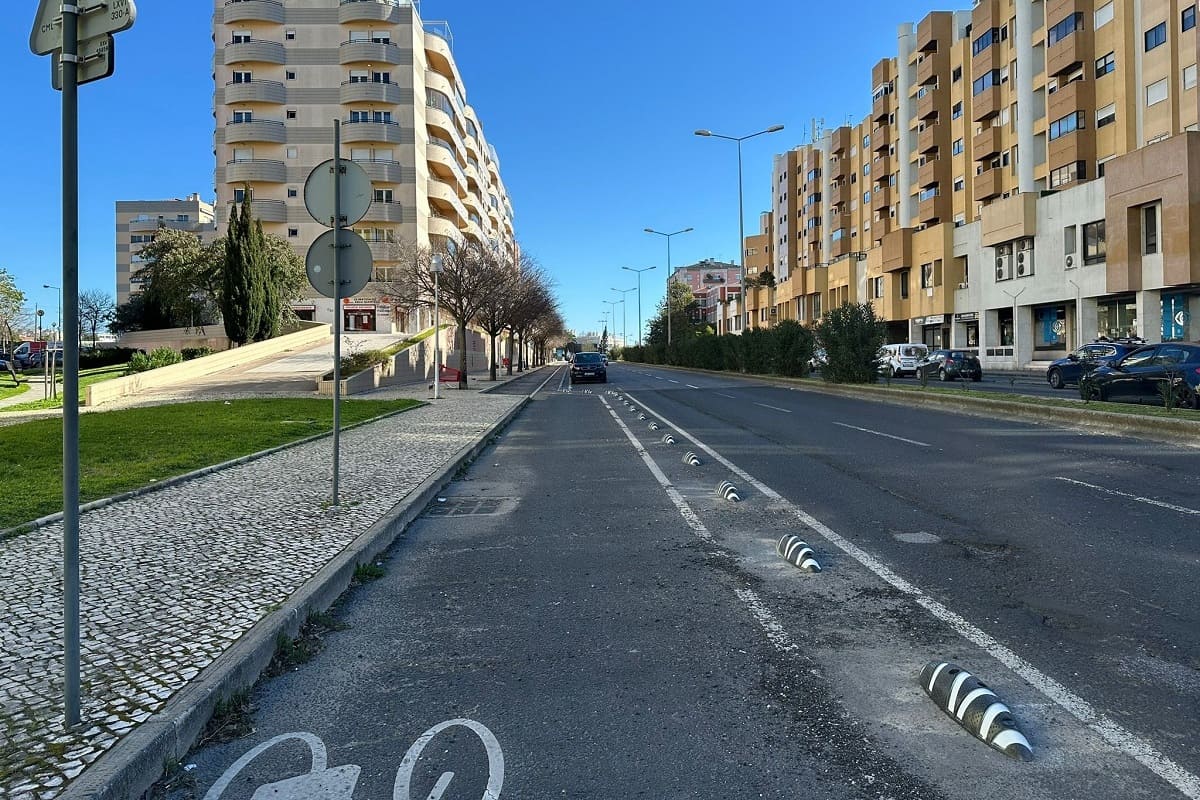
[241,195,265,340]
[254,219,280,340]
[221,198,252,344]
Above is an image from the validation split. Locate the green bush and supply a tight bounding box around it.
[340,349,389,376]
[620,319,816,380]
[81,348,140,370]
[127,352,153,373]
[181,346,214,361]
[149,347,184,369]
[814,302,886,384]
[772,320,816,377]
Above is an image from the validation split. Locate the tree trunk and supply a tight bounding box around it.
[457,321,469,389]
[489,331,498,381]
[506,329,514,376]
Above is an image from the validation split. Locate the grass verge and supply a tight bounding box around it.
[0,397,418,530]
[0,364,127,412]
[0,381,30,402]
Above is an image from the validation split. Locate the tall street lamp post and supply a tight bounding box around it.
[611,287,635,351]
[603,300,621,350]
[622,265,656,346]
[694,125,784,334]
[644,227,693,345]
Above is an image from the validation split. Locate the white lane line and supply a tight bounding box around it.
[1054,477,1200,517]
[624,391,1200,800]
[754,402,792,414]
[686,384,700,389]
[533,367,563,397]
[716,393,737,399]
[655,376,665,380]
[834,421,930,448]
[668,379,681,384]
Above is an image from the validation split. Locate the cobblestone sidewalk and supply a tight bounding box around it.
[0,391,523,799]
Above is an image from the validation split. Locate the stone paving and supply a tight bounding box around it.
[0,389,524,799]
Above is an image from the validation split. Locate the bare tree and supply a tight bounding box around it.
[507,262,555,371]
[530,310,566,366]
[78,289,116,347]
[472,250,520,381]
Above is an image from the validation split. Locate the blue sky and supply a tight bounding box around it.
[2,0,953,340]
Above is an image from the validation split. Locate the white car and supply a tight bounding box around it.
[877,343,929,377]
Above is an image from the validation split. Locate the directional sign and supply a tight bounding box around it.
[31,0,137,56]
[52,34,114,91]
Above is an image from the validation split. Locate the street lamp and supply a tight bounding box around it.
[611,287,635,351]
[430,254,443,400]
[621,265,657,346]
[694,124,784,334]
[603,300,621,350]
[44,284,62,399]
[644,227,693,345]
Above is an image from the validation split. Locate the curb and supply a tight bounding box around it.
[60,396,530,800]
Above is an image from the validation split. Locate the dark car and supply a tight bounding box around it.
[570,351,607,384]
[1080,343,1200,408]
[1046,339,1145,389]
[915,349,982,382]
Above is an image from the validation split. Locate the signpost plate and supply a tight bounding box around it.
[52,34,114,90]
[305,229,374,299]
[31,0,137,55]
[304,159,372,227]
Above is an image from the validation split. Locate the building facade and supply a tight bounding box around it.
[671,259,743,331]
[115,195,217,305]
[746,0,1200,365]
[212,0,515,333]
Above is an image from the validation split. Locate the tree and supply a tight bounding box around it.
[815,302,886,383]
[261,233,307,330]
[0,268,25,354]
[471,250,519,381]
[646,280,700,348]
[78,289,116,346]
[507,261,555,372]
[221,194,266,345]
[254,220,280,341]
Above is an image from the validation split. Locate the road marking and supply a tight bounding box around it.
[754,402,792,413]
[834,421,930,448]
[655,376,664,380]
[1054,477,1200,516]
[716,392,737,399]
[623,391,1200,800]
[686,384,700,389]
[669,379,681,384]
[533,368,563,397]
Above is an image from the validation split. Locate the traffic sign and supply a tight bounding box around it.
[31,0,137,56]
[52,34,114,91]
[304,159,372,227]
[305,230,374,299]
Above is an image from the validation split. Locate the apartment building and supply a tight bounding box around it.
[212,0,515,333]
[747,0,1200,366]
[115,195,218,305]
[671,259,742,332]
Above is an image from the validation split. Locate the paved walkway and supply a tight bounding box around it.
[0,376,531,799]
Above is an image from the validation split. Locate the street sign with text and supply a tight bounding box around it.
[31,0,137,56]
[52,34,114,90]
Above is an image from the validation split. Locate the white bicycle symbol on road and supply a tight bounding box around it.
[201,718,504,800]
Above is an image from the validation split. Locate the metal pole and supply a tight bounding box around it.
[636,274,642,347]
[61,1,81,728]
[332,120,342,505]
[736,138,746,336]
[433,269,440,399]
[666,237,672,346]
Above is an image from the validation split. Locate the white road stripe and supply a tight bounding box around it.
[686,384,700,389]
[669,379,681,384]
[533,367,563,397]
[716,393,737,399]
[754,402,792,413]
[1054,477,1200,516]
[623,391,1200,800]
[834,421,930,447]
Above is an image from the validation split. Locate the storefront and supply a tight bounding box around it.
[1033,304,1068,357]
[343,304,377,332]
[1161,292,1192,341]
[953,312,979,351]
[914,315,949,348]
[292,304,316,322]
[1096,295,1137,340]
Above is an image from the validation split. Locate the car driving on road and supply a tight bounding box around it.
[570,351,607,384]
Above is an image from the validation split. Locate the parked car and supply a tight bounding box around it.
[877,343,929,377]
[1079,343,1200,408]
[915,349,983,382]
[570,351,607,384]
[1046,339,1145,389]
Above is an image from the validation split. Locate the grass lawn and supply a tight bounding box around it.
[0,381,30,402]
[0,364,128,412]
[0,397,419,531]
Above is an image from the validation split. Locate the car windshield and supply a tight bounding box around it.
[901,346,925,357]
[574,353,603,364]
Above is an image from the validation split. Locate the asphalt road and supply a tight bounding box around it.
[172,363,1199,800]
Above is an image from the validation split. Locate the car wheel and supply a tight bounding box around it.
[938,368,948,382]
[1048,368,1063,390]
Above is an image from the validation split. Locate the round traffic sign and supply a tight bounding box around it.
[304,158,372,227]
[305,229,374,299]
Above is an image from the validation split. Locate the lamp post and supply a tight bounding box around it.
[431,254,443,400]
[603,300,621,351]
[611,287,634,351]
[606,296,625,350]
[1002,286,1027,369]
[44,284,61,399]
[694,124,784,334]
[644,227,693,345]
[621,265,656,346]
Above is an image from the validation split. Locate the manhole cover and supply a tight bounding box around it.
[427,498,505,517]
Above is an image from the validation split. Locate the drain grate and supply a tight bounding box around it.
[427,498,505,517]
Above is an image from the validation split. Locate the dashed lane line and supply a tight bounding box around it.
[1054,477,1200,517]
[833,421,931,448]
[686,384,700,389]
[754,402,792,413]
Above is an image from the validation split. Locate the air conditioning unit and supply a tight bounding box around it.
[1016,238,1035,277]
[995,243,1013,281]
[770,308,777,315]
[1065,254,1074,269]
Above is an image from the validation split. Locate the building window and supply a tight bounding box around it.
[1184,5,1197,31]
[1049,160,1086,188]
[285,70,296,80]
[286,109,297,119]
[287,227,299,238]
[1096,52,1116,77]
[1146,77,1169,105]
[954,177,965,192]
[952,101,963,119]
[1083,220,1106,265]
[952,138,964,155]
[1064,225,1077,258]
[1184,63,1198,90]
[1144,205,1158,254]
[952,66,962,83]
[1145,22,1167,51]
[1096,103,1116,127]
[900,269,910,299]
[1048,111,1085,140]
[287,187,298,198]
[1047,13,1084,45]
[285,29,296,40]
[972,27,1000,55]
[973,69,1001,96]
[920,263,935,289]
[286,147,298,159]
[232,71,251,84]
[1096,2,1114,28]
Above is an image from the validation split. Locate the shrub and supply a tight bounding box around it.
[181,346,214,361]
[815,302,886,384]
[772,320,816,377]
[80,347,140,370]
[149,347,184,369]
[127,352,153,373]
[340,348,389,376]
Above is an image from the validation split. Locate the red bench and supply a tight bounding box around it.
[438,365,463,384]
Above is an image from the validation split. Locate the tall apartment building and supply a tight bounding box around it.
[115,195,218,305]
[212,0,515,333]
[671,259,742,331]
[748,0,1200,366]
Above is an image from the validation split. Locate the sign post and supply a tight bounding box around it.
[30,0,138,728]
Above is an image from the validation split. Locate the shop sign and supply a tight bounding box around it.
[954,312,978,322]
[920,314,946,325]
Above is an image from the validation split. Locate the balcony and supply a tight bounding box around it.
[872,123,891,152]
[871,185,892,214]
[338,0,412,24]
[224,79,285,104]
[975,168,1003,200]
[829,182,850,206]
[918,123,939,154]
[830,127,851,155]
[830,210,853,232]
[873,152,892,176]
[917,89,939,120]
[361,201,405,223]
[341,119,404,144]
[355,159,405,183]
[223,39,285,66]
[224,119,286,144]
[972,86,1000,121]
[1046,20,1090,77]
[918,158,941,188]
[429,215,458,241]
[222,0,284,24]
[364,239,400,262]
[916,49,948,87]
[339,40,403,65]
[873,93,891,123]
[973,126,1003,161]
[252,199,288,222]
[225,159,286,183]
[881,228,912,273]
[340,79,405,105]
[918,192,945,224]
